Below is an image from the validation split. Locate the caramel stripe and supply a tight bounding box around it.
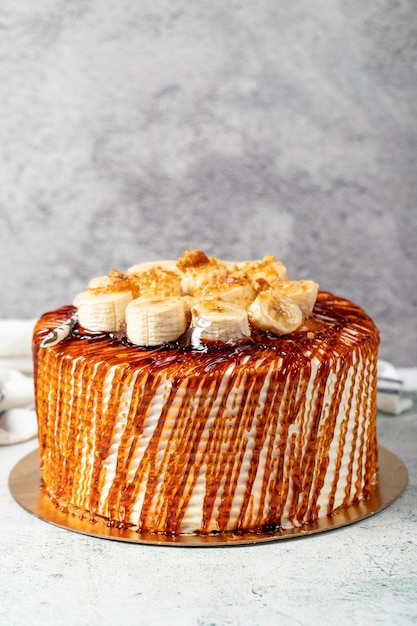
[200,357,253,531]
[261,358,298,526]
[217,360,264,531]
[309,357,351,520]
[162,367,229,533]
[327,352,359,514]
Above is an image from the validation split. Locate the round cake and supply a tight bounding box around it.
[33,250,379,535]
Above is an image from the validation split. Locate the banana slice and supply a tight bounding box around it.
[195,275,256,309]
[127,260,178,274]
[87,275,113,290]
[74,290,133,332]
[177,249,228,295]
[279,280,319,317]
[248,289,303,336]
[125,296,188,346]
[237,255,289,288]
[191,300,250,344]
[127,267,183,299]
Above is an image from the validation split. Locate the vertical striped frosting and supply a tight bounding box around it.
[33,291,379,535]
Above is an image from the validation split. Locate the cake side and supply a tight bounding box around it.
[33,289,379,535]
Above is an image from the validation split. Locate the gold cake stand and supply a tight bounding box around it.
[9,447,408,547]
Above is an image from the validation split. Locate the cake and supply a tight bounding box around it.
[33,249,379,536]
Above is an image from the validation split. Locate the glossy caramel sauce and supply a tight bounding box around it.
[33,291,379,535]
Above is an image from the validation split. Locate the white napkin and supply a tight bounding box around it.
[0,320,37,445]
[377,360,413,415]
[0,319,414,444]
[0,319,37,374]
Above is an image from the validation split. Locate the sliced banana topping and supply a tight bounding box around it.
[195,275,256,309]
[177,249,229,295]
[248,289,303,336]
[128,267,182,299]
[236,255,289,288]
[87,275,113,290]
[278,280,319,317]
[191,300,250,344]
[125,297,187,346]
[74,290,133,332]
[127,260,178,274]
[70,249,319,345]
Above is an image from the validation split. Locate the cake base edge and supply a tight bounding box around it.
[9,447,408,547]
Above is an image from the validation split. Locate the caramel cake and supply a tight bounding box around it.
[33,250,379,535]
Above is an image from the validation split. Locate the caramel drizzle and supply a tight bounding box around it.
[34,292,380,534]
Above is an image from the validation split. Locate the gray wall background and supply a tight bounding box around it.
[1,1,416,366]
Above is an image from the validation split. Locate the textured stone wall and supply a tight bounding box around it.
[1,1,416,365]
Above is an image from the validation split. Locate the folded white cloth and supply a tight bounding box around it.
[0,406,37,445]
[377,360,413,415]
[0,320,414,444]
[0,320,37,445]
[0,319,37,374]
[0,367,34,411]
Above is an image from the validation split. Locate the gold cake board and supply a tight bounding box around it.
[9,447,408,547]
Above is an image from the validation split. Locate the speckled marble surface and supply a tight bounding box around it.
[0,1,416,366]
[1,373,416,626]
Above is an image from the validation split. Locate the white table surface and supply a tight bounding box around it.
[1,370,416,626]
